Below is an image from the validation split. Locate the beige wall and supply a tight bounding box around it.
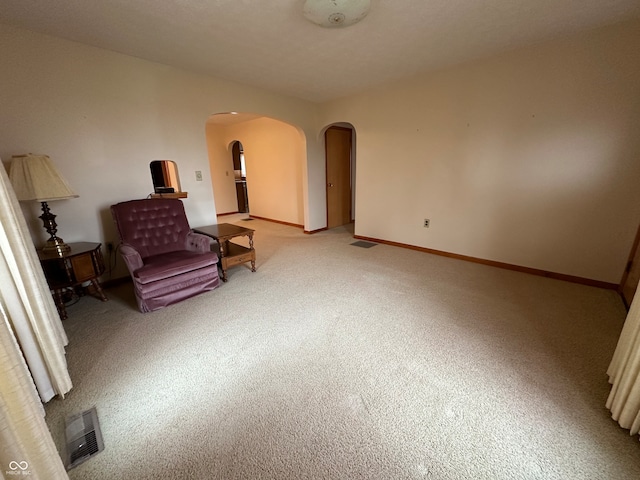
[320,19,640,283]
[207,117,306,225]
[2,20,639,284]
[0,25,322,279]
[207,123,238,215]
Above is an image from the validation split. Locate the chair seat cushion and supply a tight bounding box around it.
[134,250,218,284]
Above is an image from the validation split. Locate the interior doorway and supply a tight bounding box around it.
[206,112,306,228]
[325,126,353,229]
[232,141,249,213]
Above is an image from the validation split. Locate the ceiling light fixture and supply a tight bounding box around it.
[303,0,371,28]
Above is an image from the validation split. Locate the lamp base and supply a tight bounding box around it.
[39,201,71,256]
[42,237,71,256]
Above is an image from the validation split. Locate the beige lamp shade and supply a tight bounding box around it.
[9,154,78,202]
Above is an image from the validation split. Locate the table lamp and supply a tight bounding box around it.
[9,154,79,255]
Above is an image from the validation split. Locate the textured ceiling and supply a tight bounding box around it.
[1,0,639,102]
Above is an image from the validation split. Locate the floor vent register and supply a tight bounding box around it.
[350,241,377,248]
[65,406,105,470]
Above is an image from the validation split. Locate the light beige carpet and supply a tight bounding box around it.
[45,217,640,479]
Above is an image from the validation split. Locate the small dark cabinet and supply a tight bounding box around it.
[38,242,108,320]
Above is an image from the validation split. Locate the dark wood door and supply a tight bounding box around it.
[325,127,352,229]
[232,142,242,170]
[620,223,640,308]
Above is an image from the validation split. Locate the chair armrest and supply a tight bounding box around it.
[119,244,143,273]
[185,232,211,254]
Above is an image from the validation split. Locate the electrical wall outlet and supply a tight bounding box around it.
[424,219,430,228]
[195,170,203,181]
[106,242,114,252]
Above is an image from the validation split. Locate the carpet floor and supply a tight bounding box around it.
[45,217,640,479]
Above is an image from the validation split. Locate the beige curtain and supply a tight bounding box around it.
[0,160,72,401]
[607,292,640,436]
[0,159,71,478]
[0,302,69,479]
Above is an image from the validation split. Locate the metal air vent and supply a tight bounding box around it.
[65,406,105,470]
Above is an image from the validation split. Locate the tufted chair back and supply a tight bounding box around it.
[111,198,192,259]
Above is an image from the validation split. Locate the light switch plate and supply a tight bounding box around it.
[195,171,203,181]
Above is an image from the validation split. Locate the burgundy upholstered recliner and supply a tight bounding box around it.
[110,198,220,312]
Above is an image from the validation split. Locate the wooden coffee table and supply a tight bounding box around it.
[193,223,256,282]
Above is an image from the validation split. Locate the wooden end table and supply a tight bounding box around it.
[37,242,108,320]
[193,223,256,282]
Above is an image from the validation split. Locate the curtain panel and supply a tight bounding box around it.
[0,158,71,478]
[607,292,640,436]
[0,159,72,401]
[0,302,69,479]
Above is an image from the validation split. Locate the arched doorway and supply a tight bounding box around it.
[206,113,307,227]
